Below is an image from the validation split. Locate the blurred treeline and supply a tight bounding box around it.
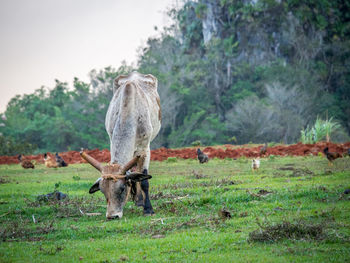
[1,0,350,155]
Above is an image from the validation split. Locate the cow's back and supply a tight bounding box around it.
[105,72,161,165]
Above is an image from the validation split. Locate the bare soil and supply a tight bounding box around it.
[1,142,349,165]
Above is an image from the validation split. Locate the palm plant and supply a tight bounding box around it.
[323,117,340,142]
[300,117,340,143]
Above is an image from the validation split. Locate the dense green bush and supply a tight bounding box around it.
[0,135,37,156]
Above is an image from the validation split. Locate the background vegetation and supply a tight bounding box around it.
[1,0,350,154]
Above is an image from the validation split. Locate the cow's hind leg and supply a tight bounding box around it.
[141,169,154,215]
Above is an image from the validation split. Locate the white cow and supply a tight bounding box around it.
[83,71,161,219]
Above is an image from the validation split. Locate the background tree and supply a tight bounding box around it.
[1,0,349,155]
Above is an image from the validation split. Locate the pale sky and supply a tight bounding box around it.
[0,0,178,113]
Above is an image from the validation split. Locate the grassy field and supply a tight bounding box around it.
[0,155,350,262]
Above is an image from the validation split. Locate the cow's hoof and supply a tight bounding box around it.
[144,210,155,216]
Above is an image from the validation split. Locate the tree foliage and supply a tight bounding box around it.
[0,64,133,154]
[138,0,350,146]
[1,0,349,155]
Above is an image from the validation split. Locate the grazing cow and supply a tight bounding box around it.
[83,71,161,219]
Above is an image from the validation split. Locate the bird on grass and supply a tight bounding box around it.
[18,155,35,169]
[197,148,209,164]
[323,147,341,166]
[55,152,68,167]
[251,158,260,172]
[44,153,58,168]
[260,143,268,156]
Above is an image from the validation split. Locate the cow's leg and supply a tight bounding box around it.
[134,155,146,206]
[141,169,154,215]
[138,150,154,215]
[135,182,144,207]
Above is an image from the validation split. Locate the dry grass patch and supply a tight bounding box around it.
[249,220,325,242]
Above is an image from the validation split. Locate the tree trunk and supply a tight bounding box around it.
[214,62,225,121]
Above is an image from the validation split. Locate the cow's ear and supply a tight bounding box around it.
[89,178,101,194]
[113,75,127,94]
[126,172,152,182]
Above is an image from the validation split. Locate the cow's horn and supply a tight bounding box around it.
[80,151,103,172]
[102,174,126,180]
[121,156,141,175]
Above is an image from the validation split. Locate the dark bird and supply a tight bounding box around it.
[219,208,232,219]
[55,152,68,167]
[323,147,341,166]
[197,148,209,164]
[18,154,35,169]
[260,143,268,156]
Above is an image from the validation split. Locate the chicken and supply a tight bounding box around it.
[323,147,341,166]
[260,143,268,156]
[251,158,260,172]
[18,154,35,169]
[55,152,68,167]
[197,148,209,164]
[44,153,58,168]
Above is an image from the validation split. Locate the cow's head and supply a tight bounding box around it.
[80,151,151,219]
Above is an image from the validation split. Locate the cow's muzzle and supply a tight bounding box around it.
[107,211,123,220]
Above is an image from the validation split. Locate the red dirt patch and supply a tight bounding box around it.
[0,142,349,165]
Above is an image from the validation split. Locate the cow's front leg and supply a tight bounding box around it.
[133,155,146,207]
[141,169,154,215]
[134,182,144,207]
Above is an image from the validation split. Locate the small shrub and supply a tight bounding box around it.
[72,175,81,181]
[0,135,37,155]
[268,142,278,147]
[227,136,237,144]
[237,156,247,163]
[191,140,201,147]
[39,244,64,255]
[54,182,61,191]
[166,157,177,163]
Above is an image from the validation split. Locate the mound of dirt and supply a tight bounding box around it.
[0,142,349,165]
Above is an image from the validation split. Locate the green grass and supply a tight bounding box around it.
[0,156,350,262]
